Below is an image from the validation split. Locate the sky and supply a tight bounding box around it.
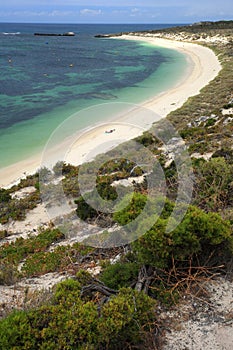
[0,0,232,24]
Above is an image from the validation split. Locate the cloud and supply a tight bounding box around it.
[112,9,128,14]
[0,0,190,9]
[131,8,139,13]
[48,10,75,17]
[80,8,102,16]
[0,0,232,23]
[33,10,77,17]
[130,8,140,17]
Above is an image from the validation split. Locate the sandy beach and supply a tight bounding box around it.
[0,35,221,188]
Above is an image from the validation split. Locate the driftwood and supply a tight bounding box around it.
[135,265,154,294]
[79,246,125,264]
[134,254,226,303]
[81,283,118,297]
[80,276,118,300]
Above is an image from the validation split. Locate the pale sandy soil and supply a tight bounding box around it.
[161,277,233,350]
[0,203,49,245]
[0,272,69,317]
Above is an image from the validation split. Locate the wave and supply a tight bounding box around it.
[2,32,21,35]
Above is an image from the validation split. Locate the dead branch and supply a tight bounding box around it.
[81,279,118,298]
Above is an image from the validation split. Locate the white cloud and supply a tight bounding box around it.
[112,9,128,14]
[49,10,73,17]
[131,8,139,13]
[1,0,232,23]
[0,9,79,19]
[11,10,48,17]
[80,8,102,16]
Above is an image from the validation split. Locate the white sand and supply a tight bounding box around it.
[162,277,233,350]
[0,36,221,188]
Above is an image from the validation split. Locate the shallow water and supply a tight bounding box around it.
[0,23,187,168]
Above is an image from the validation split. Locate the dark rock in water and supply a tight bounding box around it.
[63,32,75,36]
[94,33,123,38]
[95,34,112,38]
[34,32,75,37]
[34,33,62,36]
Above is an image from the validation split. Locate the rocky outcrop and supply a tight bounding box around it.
[34,32,75,36]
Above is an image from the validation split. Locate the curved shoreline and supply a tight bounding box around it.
[130,36,221,115]
[0,36,221,188]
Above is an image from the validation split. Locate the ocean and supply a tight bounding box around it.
[0,23,188,168]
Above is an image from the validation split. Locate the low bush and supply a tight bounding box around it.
[0,229,65,284]
[100,262,139,289]
[133,205,232,269]
[0,280,157,350]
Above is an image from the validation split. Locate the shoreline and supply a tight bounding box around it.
[0,36,221,188]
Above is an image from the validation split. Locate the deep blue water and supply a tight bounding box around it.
[0,23,187,167]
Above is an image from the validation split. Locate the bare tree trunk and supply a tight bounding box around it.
[135,265,148,292]
[135,265,154,293]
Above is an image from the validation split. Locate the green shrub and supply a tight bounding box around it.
[133,205,232,268]
[0,229,64,265]
[194,157,233,210]
[113,192,147,226]
[21,245,93,278]
[0,190,40,224]
[0,189,11,203]
[0,230,9,239]
[22,249,65,277]
[0,281,157,350]
[53,278,81,303]
[0,229,65,285]
[205,118,216,127]
[188,141,209,154]
[97,288,156,348]
[0,264,19,285]
[100,262,139,289]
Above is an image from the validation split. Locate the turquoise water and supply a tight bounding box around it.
[0,24,188,168]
